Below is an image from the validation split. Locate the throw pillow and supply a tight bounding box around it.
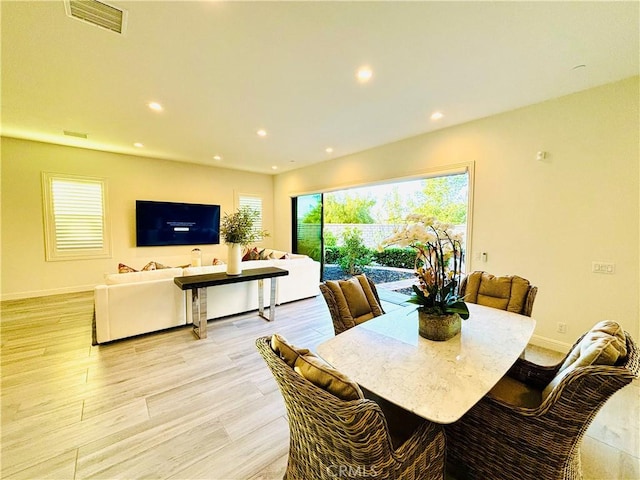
[142,261,170,270]
[118,263,137,273]
[541,320,627,399]
[279,253,290,260]
[258,249,271,260]
[242,247,259,261]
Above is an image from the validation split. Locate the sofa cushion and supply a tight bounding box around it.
[541,320,627,399]
[183,265,226,276]
[105,267,183,285]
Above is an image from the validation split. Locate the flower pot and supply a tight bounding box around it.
[418,311,461,341]
[226,243,243,275]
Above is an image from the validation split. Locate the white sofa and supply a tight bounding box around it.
[94,252,320,344]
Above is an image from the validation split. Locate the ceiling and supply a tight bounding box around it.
[2,1,638,174]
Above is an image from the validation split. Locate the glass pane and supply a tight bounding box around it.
[292,193,322,263]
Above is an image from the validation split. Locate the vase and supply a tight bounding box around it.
[226,243,243,275]
[418,310,461,341]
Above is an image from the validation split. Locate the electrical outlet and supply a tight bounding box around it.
[592,262,615,274]
[557,322,567,334]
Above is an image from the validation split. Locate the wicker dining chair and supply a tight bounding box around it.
[444,328,639,480]
[460,271,537,317]
[320,273,385,335]
[255,335,446,480]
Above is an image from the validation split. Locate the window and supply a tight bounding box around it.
[238,194,264,241]
[42,173,111,261]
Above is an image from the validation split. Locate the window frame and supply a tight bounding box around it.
[41,172,112,261]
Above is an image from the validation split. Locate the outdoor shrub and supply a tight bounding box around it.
[297,238,322,262]
[373,247,416,269]
[324,246,341,264]
[338,227,372,275]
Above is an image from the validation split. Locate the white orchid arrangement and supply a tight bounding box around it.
[380,214,469,319]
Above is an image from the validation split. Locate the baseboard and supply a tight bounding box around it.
[529,334,572,354]
[1,285,94,301]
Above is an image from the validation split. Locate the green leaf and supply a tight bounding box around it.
[446,301,470,320]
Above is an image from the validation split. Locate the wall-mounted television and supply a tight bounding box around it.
[136,200,221,247]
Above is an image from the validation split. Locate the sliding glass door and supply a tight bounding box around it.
[292,193,323,264]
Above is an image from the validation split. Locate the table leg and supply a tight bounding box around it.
[258,279,265,318]
[192,287,208,339]
[257,278,277,322]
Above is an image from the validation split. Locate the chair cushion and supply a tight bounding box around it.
[541,320,627,399]
[489,375,542,409]
[270,334,363,401]
[271,333,310,368]
[294,353,364,401]
[325,274,383,326]
[466,271,530,314]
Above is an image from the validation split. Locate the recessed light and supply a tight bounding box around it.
[148,102,163,111]
[325,147,334,154]
[257,129,267,137]
[213,155,222,161]
[356,66,373,83]
[271,165,278,170]
[430,112,444,120]
[134,142,144,148]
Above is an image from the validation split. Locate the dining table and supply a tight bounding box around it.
[316,303,536,424]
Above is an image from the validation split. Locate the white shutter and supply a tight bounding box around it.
[43,173,111,260]
[238,194,263,239]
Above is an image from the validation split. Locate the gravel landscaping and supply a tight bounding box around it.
[323,264,414,288]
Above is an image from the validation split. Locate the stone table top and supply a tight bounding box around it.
[317,303,536,424]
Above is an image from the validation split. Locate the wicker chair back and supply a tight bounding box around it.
[255,336,446,480]
[444,331,639,480]
[320,275,385,335]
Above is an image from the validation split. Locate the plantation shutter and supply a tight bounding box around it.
[43,173,111,260]
[238,194,263,239]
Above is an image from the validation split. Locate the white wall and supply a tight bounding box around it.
[1,139,274,299]
[273,77,640,347]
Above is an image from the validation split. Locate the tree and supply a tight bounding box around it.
[413,175,467,224]
[303,193,375,224]
[376,186,406,223]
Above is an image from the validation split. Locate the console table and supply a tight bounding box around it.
[174,267,289,339]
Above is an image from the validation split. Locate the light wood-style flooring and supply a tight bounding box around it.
[1,292,638,479]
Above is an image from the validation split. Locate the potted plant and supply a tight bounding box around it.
[380,214,469,340]
[220,206,269,275]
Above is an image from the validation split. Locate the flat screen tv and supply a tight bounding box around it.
[136,200,221,247]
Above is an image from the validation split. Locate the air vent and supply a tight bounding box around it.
[63,130,88,139]
[64,0,127,35]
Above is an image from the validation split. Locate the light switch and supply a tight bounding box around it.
[592,262,615,274]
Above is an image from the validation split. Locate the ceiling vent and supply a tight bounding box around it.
[63,130,88,139]
[64,0,127,35]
